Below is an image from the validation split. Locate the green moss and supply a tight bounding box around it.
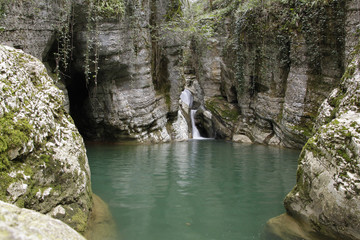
[40,154,50,163]
[290,124,313,138]
[0,169,15,201]
[336,149,352,163]
[0,112,33,169]
[72,209,87,233]
[205,97,240,122]
[341,64,356,81]
[23,165,33,176]
[332,119,340,125]
[15,198,25,208]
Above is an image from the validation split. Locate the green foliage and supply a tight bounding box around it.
[95,0,125,17]
[83,0,124,88]
[165,0,183,21]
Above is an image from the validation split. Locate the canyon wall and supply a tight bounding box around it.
[0,0,358,146]
[0,0,188,143]
[68,0,187,142]
[189,0,359,148]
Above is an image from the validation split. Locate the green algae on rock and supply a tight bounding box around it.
[0,45,92,233]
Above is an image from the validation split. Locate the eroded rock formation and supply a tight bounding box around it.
[0,45,92,233]
[282,46,360,240]
[0,0,359,146]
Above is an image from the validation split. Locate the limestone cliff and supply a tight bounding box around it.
[0,0,359,147]
[188,0,359,148]
[0,45,92,233]
[0,0,188,143]
[68,0,187,142]
[0,0,72,111]
[0,200,86,240]
[283,45,360,239]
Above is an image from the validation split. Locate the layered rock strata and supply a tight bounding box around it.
[66,0,188,142]
[189,0,359,148]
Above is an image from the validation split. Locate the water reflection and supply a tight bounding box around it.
[87,140,300,240]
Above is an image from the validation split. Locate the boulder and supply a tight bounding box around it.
[0,45,92,233]
[0,200,86,240]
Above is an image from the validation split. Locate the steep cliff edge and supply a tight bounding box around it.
[0,45,92,233]
[282,45,360,240]
[0,0,188,143]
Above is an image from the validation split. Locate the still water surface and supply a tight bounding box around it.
[87,140,300,240]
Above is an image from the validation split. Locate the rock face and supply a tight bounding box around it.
[0,0,72,112]
[188,0,359,147]
[0,0,188,143]
[0,45,92,233]
[0,0,359,147]
[0,0,70,60]
[284,48,360,239]
[0,200,86,240]
[67,0,187,142]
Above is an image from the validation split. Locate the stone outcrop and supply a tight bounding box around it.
[0,0,72,112]
[0,45,92,233]
[0,200,86,240]
[283,47,360,239]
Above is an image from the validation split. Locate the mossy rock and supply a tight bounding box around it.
[0,45,92,234]
[205,97,240,122]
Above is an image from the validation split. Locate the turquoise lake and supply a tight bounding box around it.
[87,140,300,240]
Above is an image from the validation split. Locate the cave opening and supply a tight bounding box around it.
[42,34,94,140]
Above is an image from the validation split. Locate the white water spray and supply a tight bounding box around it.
[180,89,207,139]
[190,109,204,139]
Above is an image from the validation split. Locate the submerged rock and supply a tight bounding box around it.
[265,214,330,240]
[0,45,92,233]
[0,200,86,240]
[284,49,360,239]
[85,194,117,240]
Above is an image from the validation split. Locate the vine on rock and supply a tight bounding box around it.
[83,0,125,89]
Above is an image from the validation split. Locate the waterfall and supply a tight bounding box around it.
[180,89,207,139]
[180,89,193,108]
[190,109,203,139]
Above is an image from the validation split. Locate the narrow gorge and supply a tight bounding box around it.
[0,0,360,239]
